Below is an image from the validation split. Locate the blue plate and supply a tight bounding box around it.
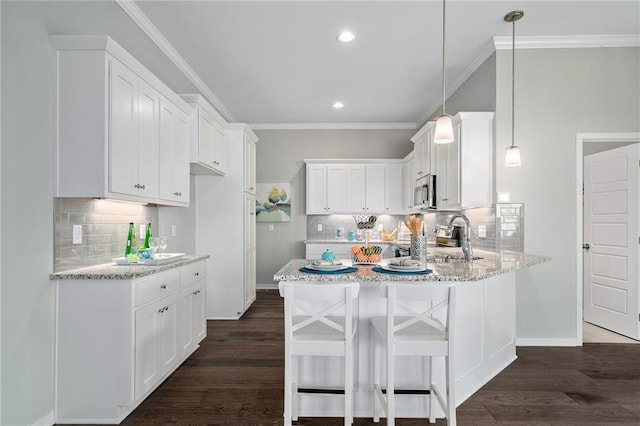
[373,266,433,275]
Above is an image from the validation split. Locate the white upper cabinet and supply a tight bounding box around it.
[181,94,227,176]
[411,121,435,181]
[305,160,404,215]
[51,35,192,206]
[159,98,190,205]
[434,112,495,210]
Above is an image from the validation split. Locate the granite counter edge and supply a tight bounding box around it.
[50,255,210,280]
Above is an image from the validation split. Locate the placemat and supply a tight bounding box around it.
[372,266,433,275]
[299,267,358,274]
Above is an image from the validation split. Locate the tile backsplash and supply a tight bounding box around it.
[306,203,524,253]
[54,198,158,272]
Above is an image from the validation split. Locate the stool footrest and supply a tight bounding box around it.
[297,388,345,395]
[381,389,431,395]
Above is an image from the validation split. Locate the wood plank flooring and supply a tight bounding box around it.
[66,290,640,425]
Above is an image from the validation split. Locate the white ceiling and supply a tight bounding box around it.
[133,0,640,128]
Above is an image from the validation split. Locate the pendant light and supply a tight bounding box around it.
[433,0,454,144]
[504,10,524,167]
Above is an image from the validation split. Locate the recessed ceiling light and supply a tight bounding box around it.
[337,30,356,43]
[332,101,344,109]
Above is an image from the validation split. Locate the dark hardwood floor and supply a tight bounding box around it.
[78,290,640,425]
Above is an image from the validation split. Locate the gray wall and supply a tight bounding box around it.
[0,2,196,424]
[427,52,496,122]
[495,47,640,342]
[254,129,415,286]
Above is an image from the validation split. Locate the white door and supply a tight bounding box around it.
[584,144,639,339]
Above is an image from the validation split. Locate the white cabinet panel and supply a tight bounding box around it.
[365,165,386,213]
[307,165,328,214]
[159,99,190,205]
[326,166,348,213]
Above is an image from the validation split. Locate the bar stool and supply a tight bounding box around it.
[279,281,360,426]
[371,283,457,425]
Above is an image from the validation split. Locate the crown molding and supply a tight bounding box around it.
[493,34,640,50]
[115,0,236,123]
[248,122,418,131]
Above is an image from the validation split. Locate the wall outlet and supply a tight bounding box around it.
[478,225,487,238]
[317,224,322,232]
[171,225,177,237]
[72,225,82,244]
[268,224,274,232]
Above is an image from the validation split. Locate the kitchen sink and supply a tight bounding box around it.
[427,255,483,263]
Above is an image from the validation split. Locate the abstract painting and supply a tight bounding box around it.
[256,183,291,222]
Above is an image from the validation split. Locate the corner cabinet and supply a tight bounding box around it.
[51,35,192,207]
[196,124,258,319]
[433,112,494,210]
[181,94,228,175]
[305,160,405,215]
[55,260,207,424]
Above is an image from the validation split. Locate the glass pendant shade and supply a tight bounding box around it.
[433,114,454,144]
[505,145,521,167]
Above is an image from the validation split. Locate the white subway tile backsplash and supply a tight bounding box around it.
[54,198,158,272]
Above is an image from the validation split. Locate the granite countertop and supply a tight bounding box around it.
[274,248,550,283]
[50,254,210,280]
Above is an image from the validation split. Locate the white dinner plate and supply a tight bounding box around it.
[381,264,426,272]
[386,260,424,271]
[306,263,349,272]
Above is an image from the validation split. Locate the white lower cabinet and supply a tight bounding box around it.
[55,260,207,424]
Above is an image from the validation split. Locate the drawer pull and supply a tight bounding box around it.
[158,306,168,313]
[193,290,200,295]
[160,284,167,289]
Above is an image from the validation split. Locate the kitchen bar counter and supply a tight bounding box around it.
[274,249,549,420]
[275,248,548,282]
[49,254,209,280]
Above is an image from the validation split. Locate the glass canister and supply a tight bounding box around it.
[410,236,427,269]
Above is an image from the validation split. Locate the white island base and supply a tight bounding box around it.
[290,271,516,420]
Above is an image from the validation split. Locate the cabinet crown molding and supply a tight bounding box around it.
[50,35,191,115]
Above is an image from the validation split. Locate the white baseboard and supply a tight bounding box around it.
[257,283,278,290]
[516,337,578,347]
[31,410,54,426]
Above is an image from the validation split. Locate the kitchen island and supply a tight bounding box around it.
[273,249,549,420]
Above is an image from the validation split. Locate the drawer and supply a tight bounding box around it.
[180,260,207,288]
[135,269,180,307]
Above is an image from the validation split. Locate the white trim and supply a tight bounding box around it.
[30,411,54,426]
[576,132,640,348]
[114,0,236,123]
[494,34,640,50]
[248,122,417,130]
[258,283,279,290]
[516,338,578,347]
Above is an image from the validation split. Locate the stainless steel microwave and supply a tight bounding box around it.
[414,174,437,209]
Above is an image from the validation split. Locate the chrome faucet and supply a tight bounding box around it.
[448,213,473,261]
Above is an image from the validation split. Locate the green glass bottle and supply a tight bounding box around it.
[143,222,152,249]
[125,222,135,257]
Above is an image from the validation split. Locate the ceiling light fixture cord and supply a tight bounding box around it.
[441,0,447,116]
[511,15,515,148]
[504,10,523,167]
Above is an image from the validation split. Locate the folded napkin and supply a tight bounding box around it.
[373,266,432,275]
[299,266,357,274]
[311,260,343,266]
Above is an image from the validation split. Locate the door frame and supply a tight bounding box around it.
[576,132,640,346]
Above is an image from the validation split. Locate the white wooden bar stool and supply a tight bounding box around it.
[279,281,360,426]
[371,282,457,426]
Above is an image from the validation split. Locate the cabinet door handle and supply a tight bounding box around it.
[160,284,167,289]
[193,290,200,295]
[158,307,164,313]
[173,191,182,196]
[134,183,146,189]
[194,272,200,277]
